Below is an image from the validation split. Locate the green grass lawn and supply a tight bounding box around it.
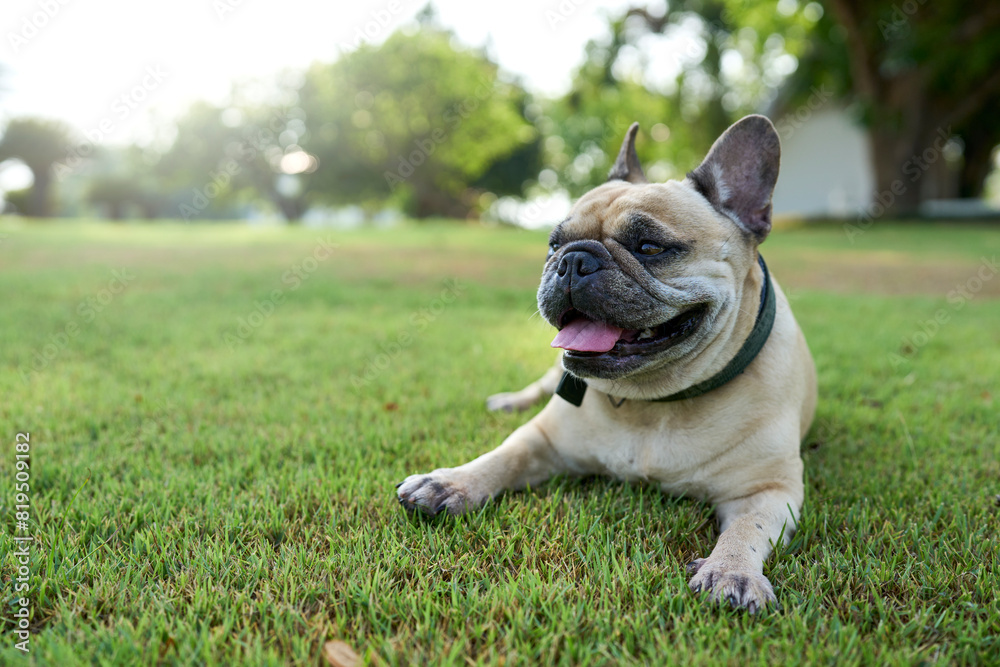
[0,218,998,665]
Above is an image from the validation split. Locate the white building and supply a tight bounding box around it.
[771,107,874,219]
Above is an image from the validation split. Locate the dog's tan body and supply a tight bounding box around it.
[398,116,817,611]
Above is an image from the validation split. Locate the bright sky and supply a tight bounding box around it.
[0,0,641,142]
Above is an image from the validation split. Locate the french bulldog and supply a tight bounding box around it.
[397,115,817,612]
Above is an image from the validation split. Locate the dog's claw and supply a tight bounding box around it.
[686,558,706,575]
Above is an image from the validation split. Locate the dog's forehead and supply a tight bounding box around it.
[565,180,718,237]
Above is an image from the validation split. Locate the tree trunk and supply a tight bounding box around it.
[274,195,304,223]
[412,187,470,219]
[262,183,304,223]
[957,121,997,198]
[867,126,926,219]
[824,0,993,219]
[28,167,53,217]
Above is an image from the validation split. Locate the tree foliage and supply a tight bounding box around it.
[0,117,73,217]
[156,98,313,222]
[4,6,997,222]
[576,0,1000,216]
[822,0,1000,214]
[298,28,539,218]
[543,0,815,195]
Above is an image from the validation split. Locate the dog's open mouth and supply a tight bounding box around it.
[552,304,708,357]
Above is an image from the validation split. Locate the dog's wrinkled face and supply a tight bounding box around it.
[537,116,781,383]
[538,181,737,380]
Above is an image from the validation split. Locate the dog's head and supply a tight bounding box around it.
[537,115,781,397]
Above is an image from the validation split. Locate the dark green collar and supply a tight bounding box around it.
[555,254,776,407]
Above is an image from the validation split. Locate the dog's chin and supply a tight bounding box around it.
[558,303,710,381]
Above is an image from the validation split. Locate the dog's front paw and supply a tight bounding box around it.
[486,391,535,413]
[686,558,776,613]
[396,470,483,516]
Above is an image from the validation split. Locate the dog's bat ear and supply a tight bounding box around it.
[607,122,647,184]
[687,115,781,240]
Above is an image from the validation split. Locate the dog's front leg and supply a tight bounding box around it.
[687,483,802,612]
[397,418,566,515]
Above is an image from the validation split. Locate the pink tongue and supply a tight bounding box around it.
[551,318,625,353]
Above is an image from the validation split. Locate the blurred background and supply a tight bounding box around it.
[4,5,1000,663]
[1,0,998,227]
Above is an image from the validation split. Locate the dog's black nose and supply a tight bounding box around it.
[557,250,602,279]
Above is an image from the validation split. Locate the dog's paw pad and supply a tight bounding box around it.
[396,471,478,516]
[688,560,776,613]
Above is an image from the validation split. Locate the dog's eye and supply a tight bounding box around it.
[638,242,663,256]
[547,244,558,259]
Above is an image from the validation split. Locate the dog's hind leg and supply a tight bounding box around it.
[485,361,563,413]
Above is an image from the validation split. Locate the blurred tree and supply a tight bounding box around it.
[543,66,670,196]
[0,117,73,217]
[470,85,544,206]
[234,100,315,223]
[156,101,243,219]
[823,0,1000,215]
[562,0,999,215]
[82,145,171,220]
[157,98,313,222]
[545,0,812,194]
[87,176,134,220]
[955,99,1000,199]
[298,27,539,218]
[2,187,32,215]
